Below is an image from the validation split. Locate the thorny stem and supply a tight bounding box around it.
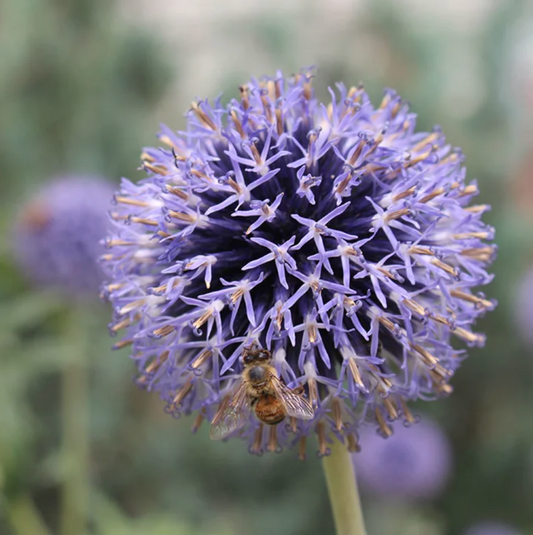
[322,437,367,535]
[60,315,89,535]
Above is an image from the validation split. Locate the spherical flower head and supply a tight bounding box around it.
[353,416,451,500]
[15,176,114,297]
[464,523,523,535]
[102,69,496,456]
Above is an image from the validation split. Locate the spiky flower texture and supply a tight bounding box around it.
[102,70,495,456]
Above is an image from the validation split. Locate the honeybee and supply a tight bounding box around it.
[210,346,314,440]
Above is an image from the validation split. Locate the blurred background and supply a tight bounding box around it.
[1,0,533,534]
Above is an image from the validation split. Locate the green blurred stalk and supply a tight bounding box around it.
[7,494,52,535]
[322,438,367,535]
[60,315,89,535]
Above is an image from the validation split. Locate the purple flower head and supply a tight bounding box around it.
[353,416,452,500]
[464,523,523,535]
[101,69,496,456]
[15,176,114,297]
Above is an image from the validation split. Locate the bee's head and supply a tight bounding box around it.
[242,347,271,366]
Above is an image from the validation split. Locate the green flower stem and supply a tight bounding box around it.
[60,315,89,535]
[6,495,52,535]
[322,438,367,535]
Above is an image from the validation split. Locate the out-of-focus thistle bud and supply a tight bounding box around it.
[15,176,114,298]
[464,523,523,535]
[353,416,451,499]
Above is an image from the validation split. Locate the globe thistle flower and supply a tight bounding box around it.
[353,416,451,500]
[464,523,523,535]
[101,69,496,456]
[15,176,114,297]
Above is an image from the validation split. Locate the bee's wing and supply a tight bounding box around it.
[270,375,315,420]
[210,382,252,440]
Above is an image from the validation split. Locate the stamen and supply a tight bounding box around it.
[191,169,213,183]
[275,108,283,136]
[452,231,491,240]
[408,245,434,256]
[459,184,478,197]
[166,185,189,201]
[334,171,354,197]
[381,393,398,420]
[377,315,396,332]
[159,135,183,155]
[307,322,317,345]
[451,327,485,345]
[113,339,133,350]
[114,196,149,208]
[450,289,493,309]
[172,378,193,407]
[190,101,217,131]
[403,147,433,167]
[298,436,307,461]
[331,398,344,431]
[168,210,196,224]
[193,309,213,330]
[461,247,494,262]
[375,406,392,437]
[130,217,158,226]
[317,421,329,456]
[239,85,250,110]
[250,142,262,165]
[399,398,416,425]
[230,110,246,139]
[347,358,366,391]
[430,373,453,395]
[412,132,439,152]
[106,239,137,247]
[347,142,364,167]
[307,377,319,407]
[402,298,426,316]
[303,80,312,101]
[267,425,278,453]
[410,343,439,367]
[152,324,174,338]
[385,207,411,222]
[191,349,212,370]
[431,258,458,277]
[392,186,416,202]
[144,351,169,375]
[104,283,124,293]
[346,433,361,453]
[260,89,273,123]
[227,177,242,194]
[419,187,445,203]
[143,162,168,176]
[465,204,489,213]
[191,409,205,433]
[289,417,298,434]
[110,316,135,333]
[141,152,155,162]
[119,299,146,315]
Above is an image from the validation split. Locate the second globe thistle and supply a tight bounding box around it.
[102,70,496,455]
[16,176,114,297]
